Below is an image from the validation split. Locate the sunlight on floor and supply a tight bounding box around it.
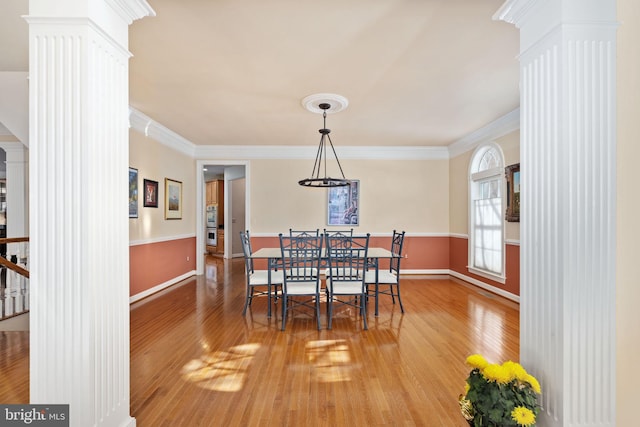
[181,343,261,392]
[469,297,506,361]
[306,340,353,383]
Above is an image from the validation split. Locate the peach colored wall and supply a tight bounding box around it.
[250,235,519,296]
[250,235,450,273]
[129,237,196,296]
[449,236,520,296]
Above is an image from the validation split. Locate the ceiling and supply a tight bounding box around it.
[1,0,519,149]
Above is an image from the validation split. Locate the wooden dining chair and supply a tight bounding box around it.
[365,230,406,315]
[278,233,324,331]
[326,233,370,330]
[240,230,284,316]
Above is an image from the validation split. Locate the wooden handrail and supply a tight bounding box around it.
[0,237,29,244]
[0,256,29,278]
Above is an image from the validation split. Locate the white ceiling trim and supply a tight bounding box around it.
[131,105,516,161]
[105,0,156,24]
[130,107,449,161]
[129,107,196,157]
[193,145,449,160]
[447,108,520,158]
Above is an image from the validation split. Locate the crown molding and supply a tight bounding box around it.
[447,108,520,158]
[493,0,536,28]
[193,144,449,160]
[105,0,155,24]
[129,107,196,157]
[130,106,513,161]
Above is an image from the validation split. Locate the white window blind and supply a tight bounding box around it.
[469,145,505,280]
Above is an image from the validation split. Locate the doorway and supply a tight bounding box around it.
[197,160,249,275]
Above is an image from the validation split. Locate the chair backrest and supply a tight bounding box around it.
[283,230,322,251]
[323,228,353,248]
[239,230,254,274]
[326,233,369,283]
[289,229,320,238]
[389,230,405,273]
[279,233,323,285]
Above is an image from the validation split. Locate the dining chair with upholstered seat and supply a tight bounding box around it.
[240,230,284,317]
[326,233,370,330]
[365,230,406,316]
[278,233,324,331]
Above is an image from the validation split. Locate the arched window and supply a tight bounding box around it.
[468,143,505,282]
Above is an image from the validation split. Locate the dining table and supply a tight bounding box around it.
[249,246,397,318]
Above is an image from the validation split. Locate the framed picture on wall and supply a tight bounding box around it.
[129,167,138,218]
[143,179,159,208]
[505,163,520,222]
[327,180,359,226]
[165,178,182,220]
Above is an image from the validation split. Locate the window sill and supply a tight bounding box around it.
[467,267,506,284]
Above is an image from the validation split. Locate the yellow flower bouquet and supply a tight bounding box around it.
[459,354,541,427]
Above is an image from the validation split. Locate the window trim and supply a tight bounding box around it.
[467,142,507,283]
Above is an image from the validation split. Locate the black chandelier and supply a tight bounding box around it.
[298,102,350,188]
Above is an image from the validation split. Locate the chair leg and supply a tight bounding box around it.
[325,288,330,318]
[327,294,333,330]
[267,283,272,318]
[281,294,287,331]
[242,285,252,316]
[361,294,368,330]
[315,297,321,330]
[395,283,404,313]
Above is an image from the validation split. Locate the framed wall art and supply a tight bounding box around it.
[165,178,182,220]
[129,167,138,218]
[505,163,520,222]
[327,180,359,226]
[143,179,159,208]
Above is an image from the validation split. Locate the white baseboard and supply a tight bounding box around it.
[127,269,519,305]
[401,269,450,275]
[398,269,518,302]
[448,270,519,303]
[129,271,197,304]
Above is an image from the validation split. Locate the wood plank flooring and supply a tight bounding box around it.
[0,256,519,426]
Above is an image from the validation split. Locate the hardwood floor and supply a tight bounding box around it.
[0,256,519,426]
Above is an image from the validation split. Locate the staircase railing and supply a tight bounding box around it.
[0,237,29,321]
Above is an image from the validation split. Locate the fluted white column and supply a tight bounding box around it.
[25,1,153,426]
[496,1,617,426]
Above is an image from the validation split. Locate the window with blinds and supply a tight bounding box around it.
[469,145,505,282]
